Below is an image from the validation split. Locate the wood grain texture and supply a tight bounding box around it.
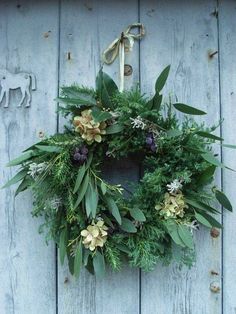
[57,1,140,313]
[0,1,58,313]
[139,1,222,313]
[219,1,236,313]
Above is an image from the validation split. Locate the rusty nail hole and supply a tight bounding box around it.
[208,50,218,59]
[210,270,219,276]
[44,31,51,38]
[67,52,71,60]
[64,277,69,284]
[124,64,133,76]
[16,4,21,8]
[38,130,45,139]
[210,281,220,293]
[210,227,220,238]
[211,8,218,18]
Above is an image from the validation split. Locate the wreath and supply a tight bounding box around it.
[4,66,234,278]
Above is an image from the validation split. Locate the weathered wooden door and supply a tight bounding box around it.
[1,1,236,313]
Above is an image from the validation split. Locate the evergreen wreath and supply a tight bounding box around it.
[3,66,234,278]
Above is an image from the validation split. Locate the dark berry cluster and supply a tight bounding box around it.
[73,146,89,165]
[146,133,157,152]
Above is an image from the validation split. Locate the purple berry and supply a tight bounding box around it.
[73,152,81,161]
[81,146,88,155]
[146,137,153,145]
[150,144,156,152]
[80,154,87,163]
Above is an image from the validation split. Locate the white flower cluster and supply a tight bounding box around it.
[166,179,183,194]
[27,162,48,179]
[49,197,62,211]
[130,116,146,130]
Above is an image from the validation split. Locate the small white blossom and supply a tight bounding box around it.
[130,116,146,130]
[27,162,48,179]
[50,197,62,210]
[185,220,200,234]
[166,179,183,194]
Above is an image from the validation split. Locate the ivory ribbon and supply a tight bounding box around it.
[102,23,145,92]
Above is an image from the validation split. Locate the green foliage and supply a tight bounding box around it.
[3,67,234,279]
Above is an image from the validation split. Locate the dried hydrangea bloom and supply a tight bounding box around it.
[156,191,188,219]
[81,220,108,251]
[73,109,106,143]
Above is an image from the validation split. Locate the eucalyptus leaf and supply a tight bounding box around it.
[7,151,34,167]
[74,240,83,278]
[130,208,146,222]
[100,181,107,195]
[59,228,68,265]
[93,251,106,279]
[92,110,113,123]
[195,131,223,141]
[166,129,182,138]
[104,196,122,225]
[73,164,86,194]
[120,218,137,233]
[164,221,185,247]
[196,165,216,185]
[195,211,212,228]
[15,176,32,196]
[74,172,90,208]
[155,65,170,92]
[196,211,222,228]
[85,181,98,218]
[177,225,194,249]
[35,145,62,153]
[173,103,206,115]
[215,189,233,211]
[106,124,124,135]
[147,93,162,111]
[186,198,220,214]
[2,169,28,189]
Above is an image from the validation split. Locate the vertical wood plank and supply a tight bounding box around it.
[218,1,236,313]
[57,1,140,313]
[0,1,58,313]
[140,1,221,313]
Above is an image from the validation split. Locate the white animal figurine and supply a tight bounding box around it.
[0,69,36,108]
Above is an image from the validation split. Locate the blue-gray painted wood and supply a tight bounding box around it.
[0,1,236,313]
[0,1,58,314]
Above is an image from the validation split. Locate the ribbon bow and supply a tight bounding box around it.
[102,23,145,92]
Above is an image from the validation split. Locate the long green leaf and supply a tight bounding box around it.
[59,228,67,265]
[147,93,163,111]
[15,176,32,196]
[197,211,222,228]
[215,189,233,211]
[85,181,98,218]
[7,151,34,167]
[155,65,170,92]
[35,145,62,153]
[120,218,137,233]
[93,251,106,279]
[173,103,206,115]
[105,196,122,224]
[164,221,185,247]
[74,172,90,208]
[106,124,124,135]
[186,198,220,214]
[196,165,216,185]
[177,225,194,249]
[74,240,83,278]
[2,169,28,189]
[195,211,212,228]
[130,208,146,222]
[195,131,223,141]
[73,164,86,194]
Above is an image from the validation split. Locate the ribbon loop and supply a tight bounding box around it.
[102,23,145,92]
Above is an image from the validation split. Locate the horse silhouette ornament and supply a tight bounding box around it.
[0,69,36,108]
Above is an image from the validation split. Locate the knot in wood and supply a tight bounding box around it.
[124,64,133,76]
[210,281,220,293]
[210,227,220,238]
